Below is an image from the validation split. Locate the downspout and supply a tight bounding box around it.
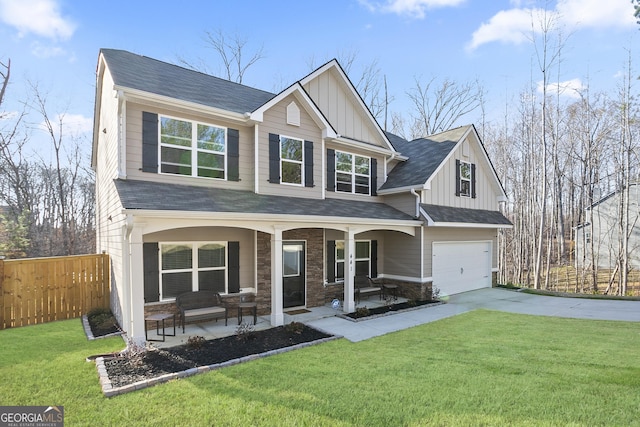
[410,188,421,219]
[122,214,134,338]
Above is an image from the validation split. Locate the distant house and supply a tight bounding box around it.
[92,49,512,343]
[574,184,640,269]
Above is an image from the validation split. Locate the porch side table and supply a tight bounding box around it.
[145,312,176,342]
[237,302,257,325]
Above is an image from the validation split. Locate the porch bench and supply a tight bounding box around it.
[176,290,228,333]
[355,276,382,304]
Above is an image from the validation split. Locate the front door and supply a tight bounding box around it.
[283,241,305,308]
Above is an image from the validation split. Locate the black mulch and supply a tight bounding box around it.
[347,300,440,319]
[104,325,332,388]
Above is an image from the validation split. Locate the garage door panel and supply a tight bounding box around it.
[432,241,491,296]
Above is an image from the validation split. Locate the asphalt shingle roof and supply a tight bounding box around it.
[381,126,470,190]
[100,49,276,114]
[115,179,417,222]
[421,204,512,226]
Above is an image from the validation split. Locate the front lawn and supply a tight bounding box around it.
[1,310,638,426]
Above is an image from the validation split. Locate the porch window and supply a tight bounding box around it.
[334,240,370,280]
[159,242,227,300]
[335,151,370,195]
[159,116,227,179]
[280,135,304,185]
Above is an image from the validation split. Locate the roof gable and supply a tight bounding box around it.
[300,60,394,152]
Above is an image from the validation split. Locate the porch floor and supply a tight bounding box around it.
[145,295,405,349]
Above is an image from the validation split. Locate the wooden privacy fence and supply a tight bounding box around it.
[0,253,110,329]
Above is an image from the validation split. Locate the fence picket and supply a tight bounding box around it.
[0,254,110,329]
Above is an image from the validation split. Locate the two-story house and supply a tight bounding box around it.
[92,49,511,343]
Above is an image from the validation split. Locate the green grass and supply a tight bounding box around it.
[1,311,639,426]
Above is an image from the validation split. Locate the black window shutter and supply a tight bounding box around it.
[143,242,160,303]
[227,128,240,181]
[471,163,477,199]
[371,240,378,278]
[268,133,280,183]
[370,158,377,196]
[228,241,240,293]
[304,140,314,188]
[326,149,335,192]
[142,112,158,173]
[455,159,461,196]
[327,240,336,282]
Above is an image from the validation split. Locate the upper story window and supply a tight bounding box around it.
[160,116,226,179]
[336,151,370,195]
[280,135,304,185]
[459,161,471,197]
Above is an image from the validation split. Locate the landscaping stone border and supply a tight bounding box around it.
[94,334,342,397]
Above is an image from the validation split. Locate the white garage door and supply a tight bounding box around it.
[432,241,491,296]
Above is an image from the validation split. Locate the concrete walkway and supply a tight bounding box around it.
[306,288,640,342]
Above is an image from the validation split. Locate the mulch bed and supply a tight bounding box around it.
[103,325,332,388]
[346,299,441,319]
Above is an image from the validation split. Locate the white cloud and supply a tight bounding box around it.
[30,41,66,58]
[467,8,536,51]
[467,0,636,51]
[359,0,466,19]
[0,0,75,40]
[538,78,584,98]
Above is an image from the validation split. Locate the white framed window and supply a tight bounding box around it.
[335,151,370,195]
[159,115,227,179]
[280,135,304,185]
[334,240,370,281]
[159,242,227,300]
[459,161,472,197]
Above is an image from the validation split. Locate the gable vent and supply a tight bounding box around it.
[286,101,300,126]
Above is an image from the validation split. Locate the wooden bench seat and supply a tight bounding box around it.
[176,291,228,333]
[355,276,382,304]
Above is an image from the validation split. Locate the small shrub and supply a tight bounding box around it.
[284,321,305,335]
[407,299,417,307]
[355,306,370,318]
[235,322,256,341]
[431,286,441,300]
[186,335,206,349]
[119,337,148,367]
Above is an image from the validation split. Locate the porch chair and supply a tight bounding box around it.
[354,275,382,304]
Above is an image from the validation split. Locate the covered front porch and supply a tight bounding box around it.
[145,294,409,349]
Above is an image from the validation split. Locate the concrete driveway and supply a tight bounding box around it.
[306,287,640,342]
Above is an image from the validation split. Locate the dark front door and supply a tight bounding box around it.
[283,241,305,308]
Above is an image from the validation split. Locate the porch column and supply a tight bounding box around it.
[128,225,146,345]
[343,228,356,313]
[270,227,284,326]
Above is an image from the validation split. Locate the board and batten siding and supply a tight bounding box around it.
[422,136,500,211]
[302,68,385,146]
[423,228,497,276]
[258,95,324,199]
[124,102,254,191]
[144,227,256,291]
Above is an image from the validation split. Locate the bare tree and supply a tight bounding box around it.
[405,76,483,138]
[178,30,264,84]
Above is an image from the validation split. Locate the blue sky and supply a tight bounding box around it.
[0,0,638,154]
